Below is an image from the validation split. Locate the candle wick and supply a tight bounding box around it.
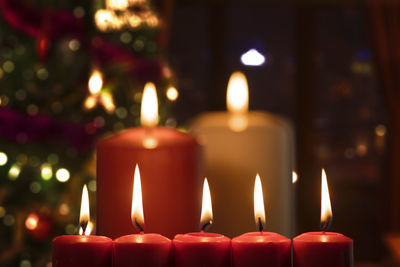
[201,220,212,232]
[80,220,88,236]
[320,215,332,232]
[258,217,264,232]
[135,218,144,232]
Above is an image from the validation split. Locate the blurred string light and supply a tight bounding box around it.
[41,163,53,180]
[240,49,265,66]
[25,213,39,230]
[84,70,115,113]
[95,0,159,32]
[375,124,387,137]
[56,168,70,183]
[166,86,179,101]
[0,152,8,166]
[8,164,21,180]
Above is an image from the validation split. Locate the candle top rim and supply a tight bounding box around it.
[173,232,230,243]
[98,127,197,148]
[294,232,353,243]
[232,232,291,243]
[191,111,292,129]
[52,235,112,244]
[114,233,171,244]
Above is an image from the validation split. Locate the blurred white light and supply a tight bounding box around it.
[0,152,7,166]
[56,168,70,182]
[240,49,265,66]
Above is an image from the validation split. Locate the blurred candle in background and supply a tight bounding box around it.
[190,71,294,237]
[97,82,202,239]
[293,169,354,267]
[232,174,291,267]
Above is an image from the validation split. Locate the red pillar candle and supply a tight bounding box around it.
[113,165,172,267]
[173,178,231,267]
[232,174,291,267]
[293,169,354,267]
[52,185,112,267]
[97,82,202,239]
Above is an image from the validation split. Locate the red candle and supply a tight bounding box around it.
[173,178,231,267]
[113,164,172,267]
[293,169,354,267]
[52,185,112,267]
[232,174,291,267]
[97,82,202,239]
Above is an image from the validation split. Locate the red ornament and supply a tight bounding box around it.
[25,212,52,242]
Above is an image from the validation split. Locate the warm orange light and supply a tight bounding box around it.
[79,184,90,235]
[140,82,158,128]
[254,174,266,230]
[321,168,333,230]
[200,178,213,229]
[100,91,115,113]
[84,95,97,110]
[226,72,249,114]
[166,86,179,101]
[131,164,144,231]
[88,70,103,95]
[25,213,39,230]
[292,171,298,184]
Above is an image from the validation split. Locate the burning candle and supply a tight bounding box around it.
[52,185,113,267]
[232,174,291,267]
[293,169,354,267]
[173,178,231,267]
[113,164,171,267]
[97,82,202,239]
[191,71,294,237]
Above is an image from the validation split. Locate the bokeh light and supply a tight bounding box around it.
[56,168,70,182]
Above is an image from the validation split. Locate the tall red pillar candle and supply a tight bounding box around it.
[293,169,354,267]
[173,178,231,267]
[97,82,202,239]
[113,165,171,266]
[52,185,112,267]
[232,174,291,267]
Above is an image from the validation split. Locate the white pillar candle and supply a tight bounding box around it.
[190,72,294,237]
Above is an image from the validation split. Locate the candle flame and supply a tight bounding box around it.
[254,174,266,231]
[140,82,159,128]
[200,178,213,230]
[131,164,144,231]
[321,168,333,231]
[226,72,249,114]
[88,70,103,95]
[79,221,93,236]
[79,185,90,235]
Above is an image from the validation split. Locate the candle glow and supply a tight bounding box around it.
[79,185,91,235]
[141,82,159,128]
[200,178,213,230]
[254,174,266,231]
[226,72,249,132]
[131,164,144,231]
[227,72,249,114]
[320,168,333,231]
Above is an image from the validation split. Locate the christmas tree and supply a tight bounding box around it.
[0,0,175,265]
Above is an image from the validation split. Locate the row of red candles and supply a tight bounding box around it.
[52,166,353,267]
